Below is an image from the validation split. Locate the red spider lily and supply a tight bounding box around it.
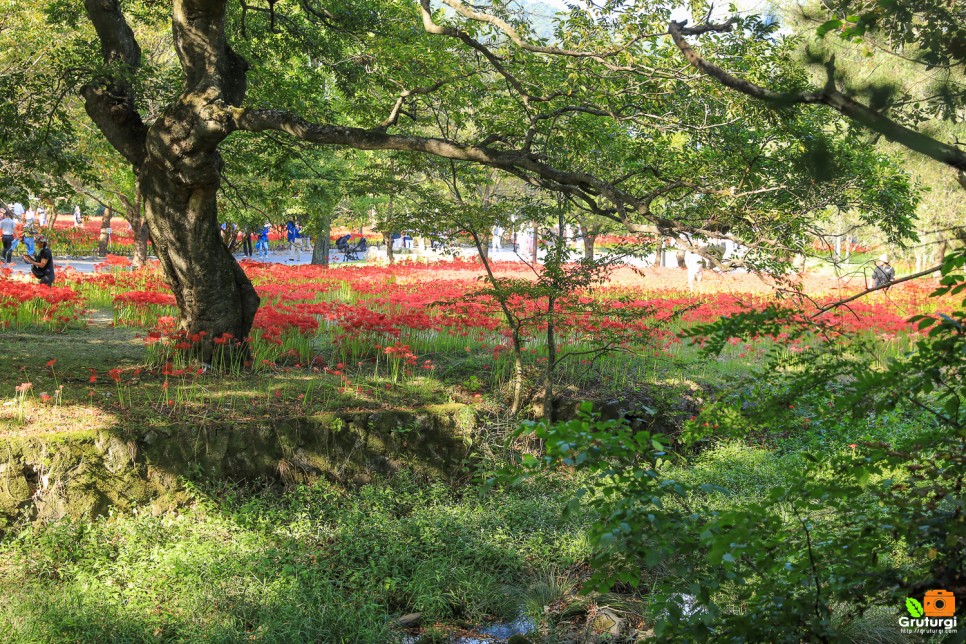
[115,291,176,307]
[39,392,51,403]
[46,359,57,368]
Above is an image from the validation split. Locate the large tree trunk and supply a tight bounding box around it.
[139,154,259,355]
[81,0,259,360]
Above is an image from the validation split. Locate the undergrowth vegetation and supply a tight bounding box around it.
[0,474,590,642]
[1,253,963,642]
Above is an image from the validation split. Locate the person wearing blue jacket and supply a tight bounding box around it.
[256,222,270,259]
[286,220,303,261]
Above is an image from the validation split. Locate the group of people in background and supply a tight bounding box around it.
[238,220,308,261]
[489,223,579,256]
[0,200,79,285]
[1,206,55,285]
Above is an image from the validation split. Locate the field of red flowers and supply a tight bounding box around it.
[0,254,955,444]
[2,257,948,373]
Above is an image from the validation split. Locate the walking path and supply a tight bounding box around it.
[4,244,661,279]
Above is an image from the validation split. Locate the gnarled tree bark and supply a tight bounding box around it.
[82,0,259,356]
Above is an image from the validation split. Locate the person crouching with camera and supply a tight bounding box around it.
[23,234,55,286]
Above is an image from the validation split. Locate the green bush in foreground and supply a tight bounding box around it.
[502,250,966,641]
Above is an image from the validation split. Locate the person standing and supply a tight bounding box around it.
[23,235,55,285]
[73,205,83,228]
[22,215,37,256]
[286,220,303,261]
[871,255,895,290]
[242,227,253,258]
[685,251,705,292]
[257,221,270,259]
[491,225,503,251]
[1,210,15,265]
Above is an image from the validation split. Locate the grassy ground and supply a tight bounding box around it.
[0,292,932,642]
[0,315,471,441]
[0,473,592,642]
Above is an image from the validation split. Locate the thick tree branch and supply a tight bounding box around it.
[229,106,708,231]
[667,20,966,177]
[82,0,148,166]
[173,0,244,98]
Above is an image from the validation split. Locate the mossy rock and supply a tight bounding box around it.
[0,462,32,515]
[0,404,478,525]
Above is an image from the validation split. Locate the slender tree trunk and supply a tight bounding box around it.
[97,207,113,255]
[510,329,524,414]
[531,224,539,263]
[544,294,556,424]
[582,234,596,261]
[469,229,525,414]
[311,216,331,267]
[384,231,395,264]
[47,200,59,228]
[124,188,149,268]
[133,221,150,267]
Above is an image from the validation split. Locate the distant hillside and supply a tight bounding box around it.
[515,0,566,40]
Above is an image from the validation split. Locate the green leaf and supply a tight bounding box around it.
[906,597,924,618]
[817,19,842,37]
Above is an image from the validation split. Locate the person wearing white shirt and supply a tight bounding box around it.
[491,225,503,250]
[1,210,16,264]
[685,251,705,292]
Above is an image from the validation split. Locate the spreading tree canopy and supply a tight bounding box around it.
[1,0,921,351]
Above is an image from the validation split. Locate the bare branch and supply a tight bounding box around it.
[378,77,463,129]
[437,0,642,60]
[811,264,943,317]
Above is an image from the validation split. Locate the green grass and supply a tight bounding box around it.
[0,473,590,643]
[0,286,934,642]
